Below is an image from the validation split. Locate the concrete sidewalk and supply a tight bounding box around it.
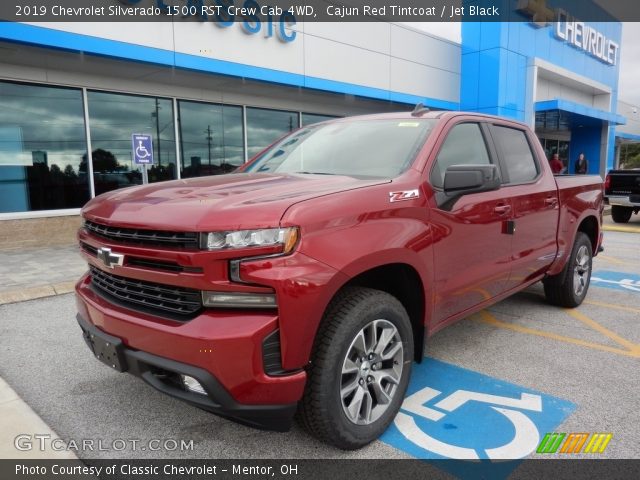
[0,378,77,459]
[0,247,84,458]
[0,245,86,305]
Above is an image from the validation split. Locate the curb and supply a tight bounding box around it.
[0,281,76,306]
[0,377,77,460]
[602,225,640,234]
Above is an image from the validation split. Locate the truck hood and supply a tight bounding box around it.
[82,173,388,231]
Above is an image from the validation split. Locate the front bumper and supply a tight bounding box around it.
[75,274,306,431]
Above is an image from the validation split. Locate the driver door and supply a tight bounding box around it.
[428,121,513,326]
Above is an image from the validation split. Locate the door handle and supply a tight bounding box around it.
[494,204,511,215]
[544,197,558,207]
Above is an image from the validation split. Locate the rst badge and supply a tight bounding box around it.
[389,189,420,203]
[96,247,124,269]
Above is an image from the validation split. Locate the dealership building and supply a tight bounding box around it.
[1,7,640,243]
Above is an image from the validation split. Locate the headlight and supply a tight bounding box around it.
[201,227,299,253]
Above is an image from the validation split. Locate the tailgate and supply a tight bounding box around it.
[606,170,640,196]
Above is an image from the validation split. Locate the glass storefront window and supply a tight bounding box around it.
[301,113,338,126]
[178,101,244,178]
[0,81,89,213]
[87,91,176,196]
[246,107,299,160]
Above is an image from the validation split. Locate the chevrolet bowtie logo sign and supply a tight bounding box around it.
[517,0,555,27]
[96,247,125,269]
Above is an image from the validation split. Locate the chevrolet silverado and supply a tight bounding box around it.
[75,109,604,449]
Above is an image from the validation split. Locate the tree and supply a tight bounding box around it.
[91,149,118,172]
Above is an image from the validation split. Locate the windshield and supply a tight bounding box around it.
[244,119,436,178]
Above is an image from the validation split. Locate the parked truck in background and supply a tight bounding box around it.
[75,110,604,449]
[604,169,640,223]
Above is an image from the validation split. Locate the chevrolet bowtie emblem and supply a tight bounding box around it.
[96,247,125,269]
[517,0,555,27]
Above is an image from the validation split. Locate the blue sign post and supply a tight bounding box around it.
[132,133,153,184]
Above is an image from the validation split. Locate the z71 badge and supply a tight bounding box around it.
[389,189,420,203]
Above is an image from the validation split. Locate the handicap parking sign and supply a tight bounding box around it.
[132,133,153,165]
[381,358,575,479]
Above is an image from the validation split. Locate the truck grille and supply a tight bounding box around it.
[85,221,199,249]
[89,266,202,318]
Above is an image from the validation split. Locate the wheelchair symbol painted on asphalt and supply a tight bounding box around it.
[395,387,542,459]
[381,358,575,475]
[591,270,640,293]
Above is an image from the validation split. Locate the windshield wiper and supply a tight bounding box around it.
[294,171,336,175]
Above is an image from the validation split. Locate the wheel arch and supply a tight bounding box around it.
[335,262,427,363]
[577,215,599,255]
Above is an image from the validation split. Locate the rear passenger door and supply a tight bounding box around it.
[429,121,514,325]
[488,123,560,290]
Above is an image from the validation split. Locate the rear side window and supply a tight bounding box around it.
[430,123,491,189]
[491,126,539,183]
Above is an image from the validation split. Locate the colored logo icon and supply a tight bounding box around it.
[537,432,613,454]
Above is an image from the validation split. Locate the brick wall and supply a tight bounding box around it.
[0,216,82,250]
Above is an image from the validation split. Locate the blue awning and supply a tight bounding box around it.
[535,99,626,125]
[616,131,640,142]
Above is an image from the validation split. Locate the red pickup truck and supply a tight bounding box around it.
[75,110,603,449]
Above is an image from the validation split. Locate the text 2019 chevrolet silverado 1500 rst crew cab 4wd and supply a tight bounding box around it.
[76,110,603,449]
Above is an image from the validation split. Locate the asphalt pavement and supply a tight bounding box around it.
[0,221,638,468]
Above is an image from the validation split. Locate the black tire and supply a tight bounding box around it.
[611,206,632,223]
[543,232,593,308]
[298,286,413,450]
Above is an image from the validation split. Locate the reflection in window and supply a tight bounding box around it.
[178,101,244,178]
[301,113,338,126]
[245,119,435,178]
[87,91,176,196]
[492,126,538,183]
[246,108,299,160]
[0,81,89,213]
[430,123,491,189]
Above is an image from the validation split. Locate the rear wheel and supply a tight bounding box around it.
[611,206,632,223]
[543,232,593,308]
[298,287,413,449]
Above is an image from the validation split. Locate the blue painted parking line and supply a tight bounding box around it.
[381,358,575,479]
[591,270,640,293]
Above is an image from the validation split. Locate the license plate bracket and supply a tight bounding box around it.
[81,326,128,372]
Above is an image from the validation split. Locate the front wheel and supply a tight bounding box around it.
[543,232,593,308]
[298,287,413,450]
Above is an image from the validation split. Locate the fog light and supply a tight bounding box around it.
[202,291,277,308]
[181,375,206,395]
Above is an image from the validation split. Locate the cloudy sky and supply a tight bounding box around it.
[406,22,640,106]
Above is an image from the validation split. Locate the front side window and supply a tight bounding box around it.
[491,125,538,183]
[0,81,89,213]
[430,123,491,189]
[87,91,176,196]
[245,119,435,178]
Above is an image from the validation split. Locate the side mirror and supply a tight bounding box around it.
[443,164,501,196]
